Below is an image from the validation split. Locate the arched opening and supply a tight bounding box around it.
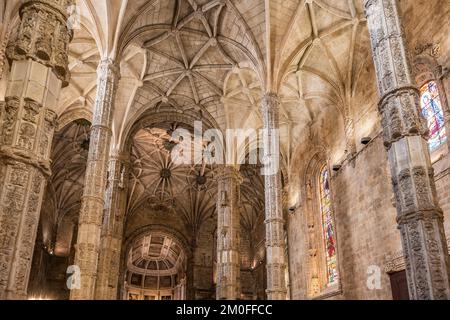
[124,231,187,300]
[318,166,339,287]
[121,119,218,300]
[28,119,91,300]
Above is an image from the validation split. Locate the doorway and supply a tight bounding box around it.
[389,270,409,300]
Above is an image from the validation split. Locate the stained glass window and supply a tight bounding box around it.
[420,81,447,151]
[319,167,338,285]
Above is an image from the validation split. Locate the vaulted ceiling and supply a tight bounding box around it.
[0,0,378,249]
[1,1,448,163]
[41,119,91,256]
[0,0,375,163]
[2,0,447,260]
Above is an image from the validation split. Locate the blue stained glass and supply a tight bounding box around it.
[420,81,447,151]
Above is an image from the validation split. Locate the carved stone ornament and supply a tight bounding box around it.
[365,0,450,300]
[6,0,74,86]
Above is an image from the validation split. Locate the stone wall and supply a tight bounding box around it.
[331,136,401,300]
[287,135,401,300]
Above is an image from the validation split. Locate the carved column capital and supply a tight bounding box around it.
[261,92,280,110]
[215,166,243,184]
[6,0,74,86]
[97,58,121,80]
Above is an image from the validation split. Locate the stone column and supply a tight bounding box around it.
[70,59,120,300]
[364,0,450,299]
[260,93,288,300]
[0,0,72,300]
[216,166,242,300]
[95,154,129,300]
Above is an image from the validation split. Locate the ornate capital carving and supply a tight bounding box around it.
[392,166,442,220]
[215,166,243,184]
[97,58,121,80]
[261,92,280,116]
[378,87,428,149]
[6,0,74,86]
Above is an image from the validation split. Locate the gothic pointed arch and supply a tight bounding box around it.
[302,151,341,298]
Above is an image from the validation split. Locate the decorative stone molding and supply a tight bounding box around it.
[57,109,93,131]
[384,251,406,274]
[415,43,441,58]
[0,31,9,81]
[385,240,450,274]
[378,87,428,149]
[6,0,74,86]
[302,152,338,298]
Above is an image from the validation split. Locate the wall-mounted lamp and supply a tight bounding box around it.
[361,137,372,145]
[288,201,300,214]
[332,164,342,172]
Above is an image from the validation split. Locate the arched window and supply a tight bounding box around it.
[420,81,447,151]
[319,167,339,285]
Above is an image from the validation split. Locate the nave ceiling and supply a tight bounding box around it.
[2,0,446,252]
[1,0,378,169]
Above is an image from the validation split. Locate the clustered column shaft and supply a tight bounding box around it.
[216,166,242,300]
[261,93,288,300]
[364,0,450,299]
[70,59,120,300]
[95,155,129,300]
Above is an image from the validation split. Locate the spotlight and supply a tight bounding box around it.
[361,137,372,145]
[332,165,342,172]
